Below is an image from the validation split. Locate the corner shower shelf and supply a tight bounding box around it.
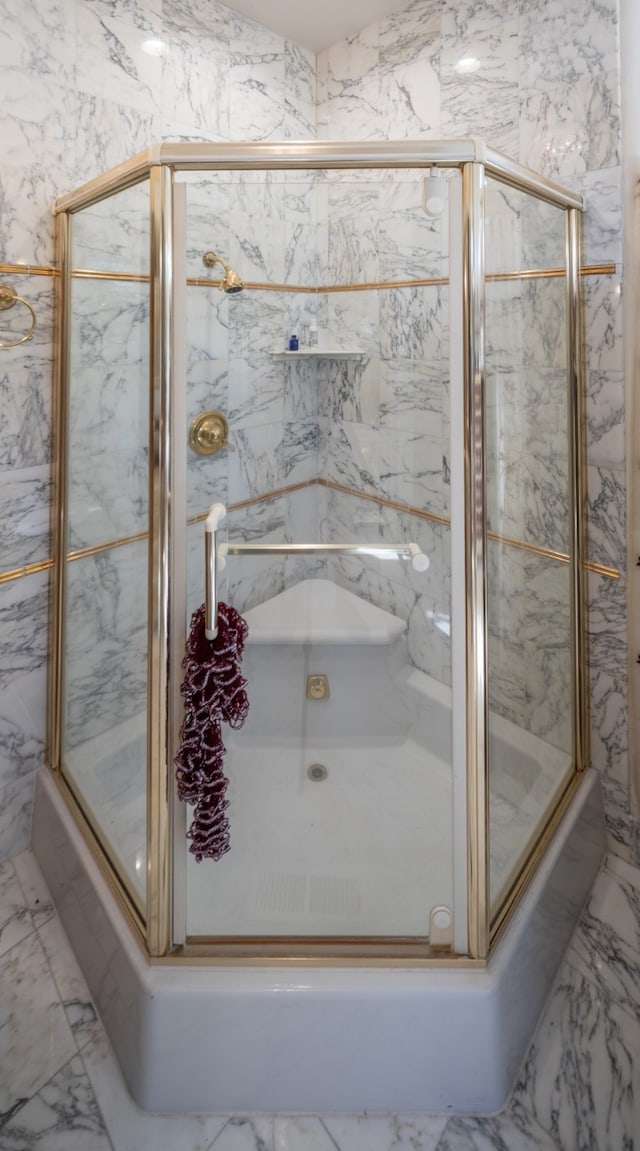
[270,349,365,359]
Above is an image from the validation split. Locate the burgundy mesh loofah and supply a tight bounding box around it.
[174,602,249,861]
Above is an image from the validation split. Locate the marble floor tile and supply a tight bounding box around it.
[607,853,640,891]
[0,929,77,1125]
[568,855,640,1019]
[4,852,640,1151]
[511,961,640,1151]
[81,1031,229,1151]
[323,1113,448,1150]
[12,849,55,929]
[0,1055,113,1150]
[433,1102,561,1150]
[0,859,35,959]
[210,1117,274,1150]
[274,1116,337,1150]
[37,915,101,1051]
[584,855,640,950]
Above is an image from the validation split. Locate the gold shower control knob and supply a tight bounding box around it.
[189,411,229,456]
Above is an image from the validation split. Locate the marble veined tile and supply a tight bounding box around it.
[568,858,640,1020]
[12,849,55,929]
[519,74,620,184]
[162,41,230,139]
[512,961,640,1151]
[581,165,623,267]
[323,1113,447,1150]
[586,370,625,470]
[434,1102,561,1151]
[583,273,623,375]
[0,570,48,794]
[163,0,229,43]
[228,54,286,142]
[274,1116,338,1150]
[606,853,640,890]
[38,916,101,1051]
[211,1118,275,1150]
[0,930,77,1124]
[0,0,76,85]
[82,1030,229,1151]
[84,0,162,34]
[0,1055,112,1150]
[0,354,53,473]
[75,92,159,182]
[523,0,619,90]
[0,771,37,866]
[283,41,315,140]
[0,70,77,173]
[379,0,440,68]
[0,464,51,570]
[441,23,519,159]
[0,859,35,960]
[76,5,162,114]
[0,161,61,265]
[599,776,640,866]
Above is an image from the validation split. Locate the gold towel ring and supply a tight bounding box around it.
[0,284,37,348]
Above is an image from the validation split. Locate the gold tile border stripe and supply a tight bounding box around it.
[1,477,617,585]
[315,476,451,526]
[0,558,54,585]
[0,263,59,278]
[0,262,616,292]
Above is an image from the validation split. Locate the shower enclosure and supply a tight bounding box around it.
[37,139,604,1111]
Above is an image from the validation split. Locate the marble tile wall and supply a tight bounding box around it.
[317,0,628,831]
[1,0,631,866]
[0,0,316,860]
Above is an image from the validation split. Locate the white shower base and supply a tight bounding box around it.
[34,579,606,1111]
[33,762,604,1113]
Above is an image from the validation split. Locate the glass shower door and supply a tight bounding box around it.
[178,167,460,946]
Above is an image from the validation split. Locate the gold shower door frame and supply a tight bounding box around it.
[48,140,587,964]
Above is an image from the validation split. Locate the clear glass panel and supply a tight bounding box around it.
[179,168,458,941]
[484,178,575,916]
[62,180,150,905]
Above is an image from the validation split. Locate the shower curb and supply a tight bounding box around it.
[32,767,605,1114]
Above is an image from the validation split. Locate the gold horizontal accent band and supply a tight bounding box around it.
[0,261,614,291]
[584,560,621,580]
[486,528,570,564]
[0,558,54,585]
[0,479,621,583]
[490,262,616,283]
[66,531,148,562]
[315,477,450,526]
[73,268,148,283]
[187,276,316,293]
[0,263,58,278]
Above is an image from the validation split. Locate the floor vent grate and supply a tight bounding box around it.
[254,872,361,916]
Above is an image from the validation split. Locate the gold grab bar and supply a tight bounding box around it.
[204,503,430,640]
[0,284,37,348]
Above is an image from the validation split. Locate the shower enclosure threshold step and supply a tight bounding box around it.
[32,766,604,1114]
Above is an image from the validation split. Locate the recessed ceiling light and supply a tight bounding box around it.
[454,56,481,74]
[141,38,166,56]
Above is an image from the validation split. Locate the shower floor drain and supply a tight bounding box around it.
[307,763,328,782]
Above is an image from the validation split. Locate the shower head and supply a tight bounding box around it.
[202,251,244,293]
